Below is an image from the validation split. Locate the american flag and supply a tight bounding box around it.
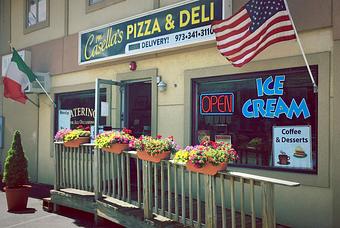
[212,0,296,67]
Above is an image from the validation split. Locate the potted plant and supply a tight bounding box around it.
[94,128,134,154]
[132,135,179,163]
[2,131,31,211]
[174,141,238,175]
[55,125,90,148]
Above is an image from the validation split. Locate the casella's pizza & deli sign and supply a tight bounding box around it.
[79,0,229,65]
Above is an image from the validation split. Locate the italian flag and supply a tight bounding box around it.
[2,48,36,104]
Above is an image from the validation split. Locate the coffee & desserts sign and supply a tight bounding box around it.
[273,125,312,169]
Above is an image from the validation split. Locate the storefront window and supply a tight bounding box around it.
[192,66,318,173]
[54,89,107,133]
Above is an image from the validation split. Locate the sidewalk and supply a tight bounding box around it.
[0,183,119,228]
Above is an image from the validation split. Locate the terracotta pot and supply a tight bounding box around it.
[64,136,90,148]
[137,151,171,163]
[4,185,31,211]
[102,143,129,154]
[186,162,227,175]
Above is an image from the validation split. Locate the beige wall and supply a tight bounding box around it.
[332,40,340,226]
[0,0,11,55]
[233,0,332,31]
[1,94,39,183]
[68,0,154,34]
[11,0,65,49]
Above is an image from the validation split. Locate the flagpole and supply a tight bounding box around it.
[8,42,56,107]
[34,78,56,107]
[283,0,318,93]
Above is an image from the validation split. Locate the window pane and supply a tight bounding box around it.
[193,67,318,173]
[28,0,37,26]
[38,0,46,22]
[89,0,104,5]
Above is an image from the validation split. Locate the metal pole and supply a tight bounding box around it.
[94,78,100,137]
[284,0,318,93]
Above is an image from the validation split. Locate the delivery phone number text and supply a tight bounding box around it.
[175,28,213,42]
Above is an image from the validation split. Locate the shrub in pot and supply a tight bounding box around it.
[2,131,31,211]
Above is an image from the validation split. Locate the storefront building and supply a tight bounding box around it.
[1,0,340,227]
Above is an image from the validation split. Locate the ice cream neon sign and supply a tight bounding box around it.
[242,75,311,119]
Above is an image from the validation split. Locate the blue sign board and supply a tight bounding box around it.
[79,0,226,65]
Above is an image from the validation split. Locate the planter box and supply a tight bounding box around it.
[4,185,31,211]
[64,137,90,148]
[186,162,227,175]
[137,151,170,163]
[102,143,129,154]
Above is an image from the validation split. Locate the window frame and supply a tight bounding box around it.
[191,66,318,174]
[85,0,125,13]
[24,0,50,34]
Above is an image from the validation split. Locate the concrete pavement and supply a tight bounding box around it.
[0,184,120,228]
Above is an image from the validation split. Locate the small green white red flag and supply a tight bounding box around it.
[2,48,37,104]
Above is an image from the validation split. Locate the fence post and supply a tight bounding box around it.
[205,175,215,228]
[143,161,153,219]
[262,182,275,228]
[54,143,60,191]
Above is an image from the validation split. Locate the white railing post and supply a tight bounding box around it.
[262,182,275,228]
[94,148,102,201]
[143,161,153,219]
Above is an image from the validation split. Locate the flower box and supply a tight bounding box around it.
[64,136,90,148]
[102,143,129,154]
[186,162,227,175]
[137,150,171,163]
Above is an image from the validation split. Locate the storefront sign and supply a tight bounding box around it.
[79,0,227,65]
[273,125,312,169]
[242,75,311,119]
[200,92,234,115]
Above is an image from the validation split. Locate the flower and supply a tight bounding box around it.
[173,141,238,168]
[55,128,90,142]
[54,128,72,142]
[132,135,179,156]
[94,129,134,149]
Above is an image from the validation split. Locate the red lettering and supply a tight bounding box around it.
[201,96,210,113]
[226,95,233,112]
[217,95,226,112]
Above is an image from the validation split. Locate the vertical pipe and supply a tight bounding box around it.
[103,151,107,195]
[148,161,153,214]
[212,176,217,227]
[205,175,213,228]
[90,148,94,191]
[54,144,59,191]
[81,147,84,190]
[143,161,153,218]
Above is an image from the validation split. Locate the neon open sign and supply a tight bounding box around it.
[200,92,234,115]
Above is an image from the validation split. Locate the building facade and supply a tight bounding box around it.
[1,0,340,227]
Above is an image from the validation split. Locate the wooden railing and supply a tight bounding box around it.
[54,143,300,228]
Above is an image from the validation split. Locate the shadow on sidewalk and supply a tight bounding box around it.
[0,182,53,200]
